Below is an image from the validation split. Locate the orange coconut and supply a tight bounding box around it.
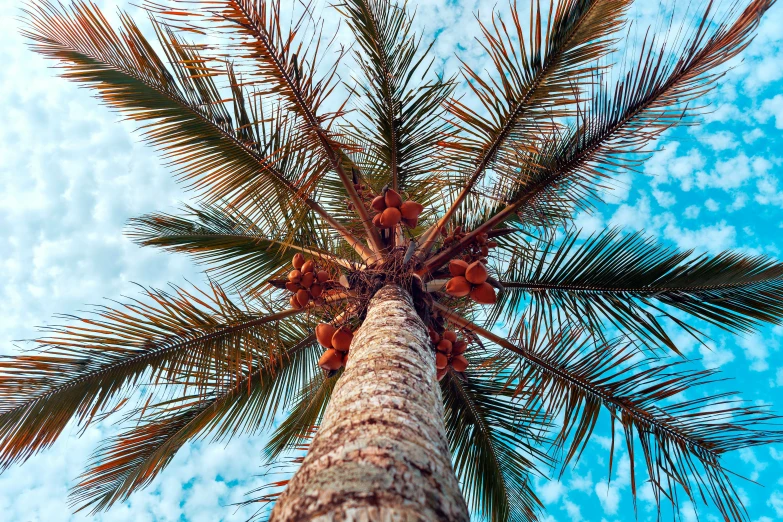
[465,260,489,285]
[436,367,448,381]
[292,253,305,269]
[285,281,300,293]
[319,349,343,371]
[436,352,448,370]
[288,269,302,283]
[442,330,457,343]
[310,284,323,298]
[316,270,329,283]
[315,323,336,348]
[437,339,453,355]
[399,201,423,220]
[401,216,418,229]
[452,340,468,356]
[296,289,310,308]
[300,271,314,289]
[301,260,314,273]
[451,355,469,372]
[445,276,471,297]
[379,207,402,228]
[384,188,403,208]
[371,195,387,212]
[331,326,354,352]
[289,295,302,309]
[449,259,469,277]
[470,282,497,305]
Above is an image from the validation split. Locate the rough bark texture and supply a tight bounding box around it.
[270,285,469,522]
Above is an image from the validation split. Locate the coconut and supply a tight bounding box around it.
[481,245,489,257]
[401,216,418,229]
[315,323,336,348]
[449,259,469,277]
[465,261,489,285]
[300,272,314,289]
[296,289,310,308]
[379,207,402,228]
[292,253,305,269]
[319,349,343,371]
[301,260,314,273]
[316,270,329,283]
[429,329,440,344]
[437,339,453,355]
[285,281,300,293]
[371,195,387,212]
[442,330,457,343]
[445,276,471,297]
[384,188,403,208]
[470,282,497,305]
[451,355,469,372]
[310,284,323,298]
[436,367,448,381]
[331,326,354,352]
[289,295,302,309]
[372,213,382,228]
[288,270,302,283]
[400,201,424,220]
[436,352,448,370]
[452,340,468,355]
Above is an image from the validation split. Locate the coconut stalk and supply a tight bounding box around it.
[270,285,469,521]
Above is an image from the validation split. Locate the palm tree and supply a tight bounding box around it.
[3,0,782,519]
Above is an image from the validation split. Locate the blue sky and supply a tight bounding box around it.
[1,0,783,521]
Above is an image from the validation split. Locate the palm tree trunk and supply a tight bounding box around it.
[270,284,470,521]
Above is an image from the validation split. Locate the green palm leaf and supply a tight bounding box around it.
[441,362,547,522]
[0,283,306,470]
[69,332,319,513]
[492,229,783,352]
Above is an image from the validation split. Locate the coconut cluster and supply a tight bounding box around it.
[286,253,330,309]
[428,327,470,380]
[316,323,354,371]
[371,188,424,229]
[444,259,497,305]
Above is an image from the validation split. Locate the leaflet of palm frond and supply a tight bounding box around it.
[420,0,631,251]
[441,360,548,522]
[338,0,455,191]
[0,283,313,471]
[23,3,309,218]
[510,326,782,521]
[436,305,783,522]
[421,0,774,273]
[127,204,352,294]
[69,333,319,513]
[491,229,783,353]
[264,371,337,461]
[148,0,385,252]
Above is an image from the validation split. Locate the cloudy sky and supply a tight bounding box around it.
[2,0,783,521]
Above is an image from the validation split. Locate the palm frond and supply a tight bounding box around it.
[419,0,631,251]
[338,0,455,191]
[69,332,319,513]
[0,283,308,470]
[263,370,336,461]
[23,0,376,261]
[128,203,355,294]
[148,0,385,253]
[421,0,774,272]
[492,228,783,352]
[436,304,783,522]
[442,361,546,522]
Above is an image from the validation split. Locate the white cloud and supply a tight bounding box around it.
[538,479,567,505]
[699,342,736,370]
[768,490,783,517]
[757,95,783,129]
[739,334,773,372]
